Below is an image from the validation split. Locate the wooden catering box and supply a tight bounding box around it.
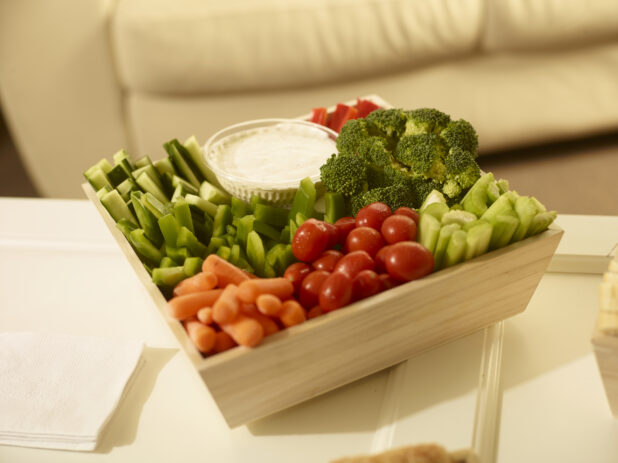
[83,182,562,428]
[592,255,618,417]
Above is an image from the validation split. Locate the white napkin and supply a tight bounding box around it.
[0,332,144,451]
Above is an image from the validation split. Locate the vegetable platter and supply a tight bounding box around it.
[82,95,562,428]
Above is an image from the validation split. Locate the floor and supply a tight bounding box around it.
[1,111,617,215]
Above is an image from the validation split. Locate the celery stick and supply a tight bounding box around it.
[433,223,461,270]
[129,229,163,264]
[166,245,189,264]
[288,177,316,220]
[464,221,493,260]
[173,198,194,234]
[254,203,288,228]
[254,220,282,241]
[183,257,204,276]
[213,204,233,237]
[158,214,181,247]
[217,246,232,261]
[324,191,346,224]
[418,213,441,254]
[443,229,467,268]
[152,266,185,287]
[116,218,138,240]
[246,230,265,276]
[185,194,217,218]
[159,256,176,268]
[231,197,251,217]
[177,226,208,258]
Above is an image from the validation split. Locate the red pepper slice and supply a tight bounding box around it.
[356,98,380,119]
[309,107,328,126]
[328,104,358,133]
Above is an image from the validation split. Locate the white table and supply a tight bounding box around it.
[1,198,617,462]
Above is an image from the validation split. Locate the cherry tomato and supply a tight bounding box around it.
[319,271,353,312]
[394,207,420,225]
[322,221,339,248]
[355,202,392,230]
[334,217,356,245]
[374,245,392,274]
[346,226,385,258]
[312,250,344,272]
[352,270,382,301]
[292,219,331,262]
[384,241,434,282]
[381,215,418,244]
[378,273,401,291]
[283,262,313,295]
[334,250,375,278]
[298,270,330,309]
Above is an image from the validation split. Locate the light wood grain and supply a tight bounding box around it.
[199,227,561,427]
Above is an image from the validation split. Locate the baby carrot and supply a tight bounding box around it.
[197,307,213,325]
[241,302,280,337]
[167,289,223,320]
[213,330,237,353]
[279,299,306,327]
[256,293,283,317]
[221,314,264,347]
[237,278,294,303]
[202,254,250,287]
[307,305,323,319]
[212,284,240,325]
[184,319,216,353]
[173,271,218,297]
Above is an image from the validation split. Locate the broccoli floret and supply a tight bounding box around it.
[442,147,481,200]
[320,153,367,197]
[357,136,391,167]
[407,174,443,208]
[393,134,447,181]
[366,163,390,189]
[441,119,479,157]
[350,183,416,215]
[336,119,371,156]
[364,108,407,138]
[382,165,441,208]
[404,108,451,136]
[445,147,481,189]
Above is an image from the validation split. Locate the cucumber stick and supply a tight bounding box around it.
[101,189,137,225]
[184,135,220,186]
[131,192,163,246]
[164,139,202,188]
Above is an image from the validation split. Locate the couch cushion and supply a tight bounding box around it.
[483,0,618,51]
[111,0,483,94]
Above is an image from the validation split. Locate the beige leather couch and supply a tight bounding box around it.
[1,0,618,198]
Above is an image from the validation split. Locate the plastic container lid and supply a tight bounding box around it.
[203,119,338,206]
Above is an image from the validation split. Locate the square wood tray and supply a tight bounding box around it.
[83,182,562,428]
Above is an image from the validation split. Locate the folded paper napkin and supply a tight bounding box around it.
[0,332,144,450]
